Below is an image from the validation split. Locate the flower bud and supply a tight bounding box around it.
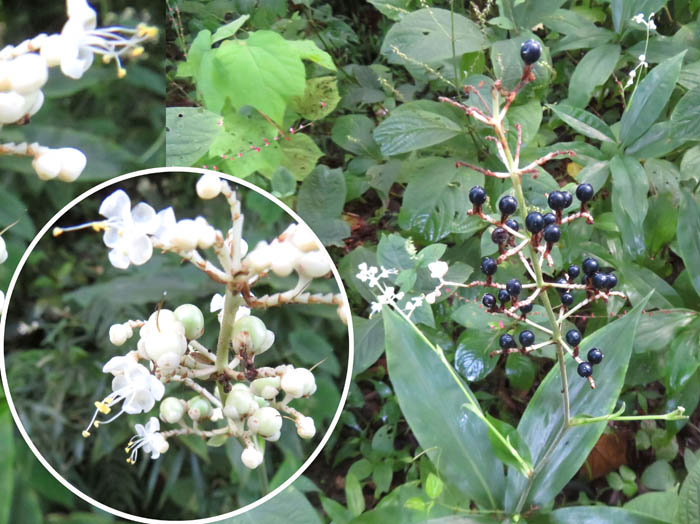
[187,396,212,421]
[159,397,185,424]
[32,150,62,180]
[196,173,222,199]
[296,416,316,439]
[56,147,87,182]
[270,242,301,277]
[156,351,181,376]
[144,330,187,362]
[232,315,274,355]
[0,91,27,124]
[280,368,316,398]
[241,446,263,469]
[22,89,44,117]
[174,304,204,340]
[170,219,199,251]
[296,251,331,278]
[223,384,258,420]
[265,431,281,442]
[248,407,282,438]
[290,225,319,252]
[40,34,65,67]
[251,377,281,400]
[8,53,48,94]
[194,216,217,249]
[0,237,8,265]
[245,241,272,273]
[109,323,130,346]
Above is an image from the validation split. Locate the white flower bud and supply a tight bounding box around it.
[245,241,273,273]
[159,397,186,424]
[0,91,27,124]
[187,397,212,421]
[251,377,281,400]
[281,368,317,398]
[297,251,331,278]
[196,173,222,199]
[32,150,62,180]
[21,89,44,117]
[194,216,217,249]
[144,331,187,362]
[241,446,263,469]
[232,316,274,355]
[108,323,129,346]
[56,147,87,182]
[170,219,199,251]
[0,291,4,311]
[0,237,7,264]
[223,384,258,420]
[296,416,316,439]
[291,225,319,252]
[40,34,65,67]
[8,53,48,94]
[156,351,181,376]
[265,431,281,442]
[270,242,302,277]
[248,407,282,438]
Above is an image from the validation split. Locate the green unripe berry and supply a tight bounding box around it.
[251,376,281,400]
[187,396,212,421]
[232,315,274,355]
[248,407,282,438]
[160,397,186,424]
[224,386,258,420]
[174,303,205,340]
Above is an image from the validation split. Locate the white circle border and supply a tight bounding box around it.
[0,167,355,524]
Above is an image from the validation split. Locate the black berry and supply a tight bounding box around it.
[567,264,580,279]
[561,292,574,306]
[469,186,487,205]
[519,330,535,347]
[481,257,498,275]
[562,191,573,208]
[604,273,617,289]
[548,191,566,211]
[482,293,496,308]
[543,213,557,226]
[491,227,508,244]
[505,218,519,232]
[519,303,533,314]
[498,289,510,303]
[506,278,522,297]
[520,39,541,65]
[543,225,561,243]
[526,212,544,233]
[576,183,594,202]
[499,195,518,216]
[577,362,593,378]
[592,272,608,289]
[587,348,604,364]
[582,257,599,276]
[499,333,516,349]
[565,329,582,346]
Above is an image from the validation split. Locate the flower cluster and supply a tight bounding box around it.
[0,0,157,182]
[626,13,655,88]
[62,173,348,468]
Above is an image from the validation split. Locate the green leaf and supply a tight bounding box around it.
[512,0,566,31]
[0,407,15,524]
[504,295,650,511]
[677,193,700,298]
[352,315,386,377]
[211,15,250,43]
[679,454,700,523]
[620,51,685,147]
[345,473,365,517]
[373,109,461,156]
[331,115,381,158]
[666,326,700,392]
[610,155,649,258]
[383,307,504,509]
[288,76,340,121]
[454,330,499,382]
[484,415,533,478]
[529,506,673,524]
[367,0,411,21]
[284,39,337,72]
[165,107,222,167]
[296,166,350,246]
[228,486,322,524]
[425,473,444,500]
[641,461,677,491]
[506,353,536,391]
[265,133,323,181]
[670,87,700,141]
[380,8,487,66]
[11,489,42,524]
[625,491,680,523]
[372,461,393,498]
[568,44,622,108]
[548,103,616,143]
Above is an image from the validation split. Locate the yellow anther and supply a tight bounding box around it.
[137,24,159,39]
[131,46,144,58]
[117,67,127,79]
[94,421,101,428]
[125,446,131,453]
[82,431,91,438]
[52,227,64,237]
[94,401,111,414]
[102,55,112,64]
[91,222,107,232]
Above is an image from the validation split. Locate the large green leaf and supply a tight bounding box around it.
[610,155,649,258]
[380,8,487,66]
[504,296,650,511]
[373,109,461,156]
[529,506,671,524]
[383,308,504,509]
[568,44,621,108]
[620,51,685,147]
[670,87,700,141]
[679,454,700,523]
[165,107,222,167]
[548,103,616,143]
[511,0,566,32]
[225,486,322,523]
[296,166,350,246]
[677,192,700,298]
[0,406,14,524]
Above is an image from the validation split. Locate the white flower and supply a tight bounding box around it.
[0,236,7,264]
[296,416,316,439]
[196,173,222,199]
[125,417,169,464]
[210,293,250,324]
[108,323,131,346]
[41,0,158,80]
[428,260,449,279]
[356,263,397,288]
[425,289,442,304]
[0,290,4,311]
[404,296,423,315]
[241,446,263,469]
[98,189,160,269]
[369,285,404,317]
[632,13,645,24]
[82,355,165,438]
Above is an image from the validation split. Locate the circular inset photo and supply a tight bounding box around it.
[0,168,353,522]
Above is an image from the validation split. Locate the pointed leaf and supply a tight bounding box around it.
[504,295,650,511]
[548,103,616,143]
[679,454,700,523]
[610,155,649,258]
[373,109,461,156]
[677,193,700,298]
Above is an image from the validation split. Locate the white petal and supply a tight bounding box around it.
[128,234,153,266]
[99,190,131,220]
[65,0,97,30]
[102,227,120,248]
[102,355,132,374]
[60,48,94,79]
[154,207,177,240]
[209,293,224,312]
[148,377,165,401]
[145,417,160,434]
[131,203,159,234]
[108,248,131,269]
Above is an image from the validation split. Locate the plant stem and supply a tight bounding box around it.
[215,288,243,373]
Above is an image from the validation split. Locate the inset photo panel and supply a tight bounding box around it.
[0,168,353,522]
